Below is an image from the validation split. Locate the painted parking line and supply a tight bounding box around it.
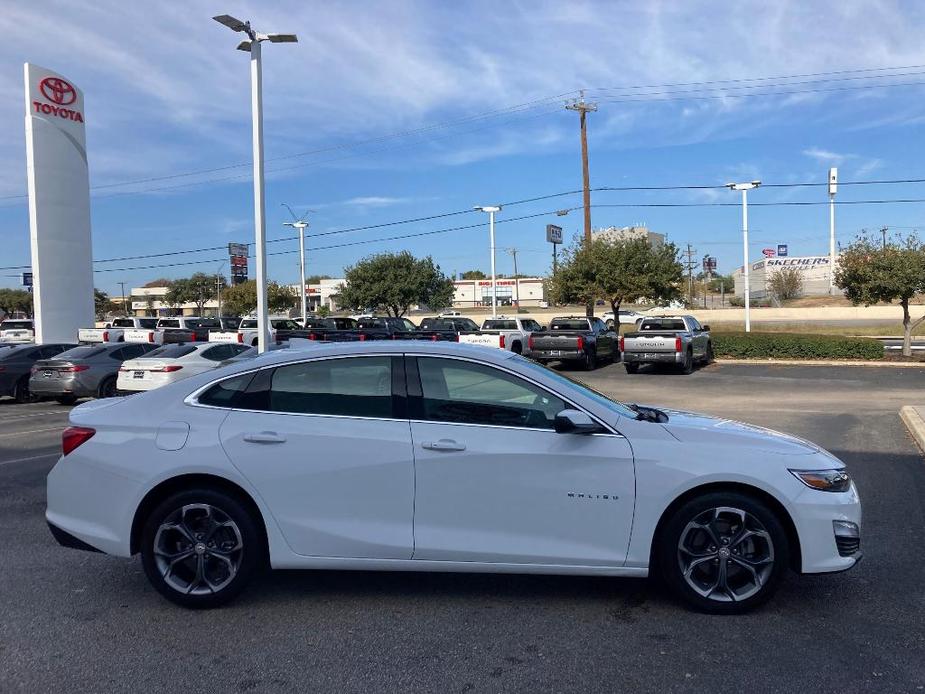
[0,426,67,440]
[0,451,59,467]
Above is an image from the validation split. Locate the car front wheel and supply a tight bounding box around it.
[659,492,789,614]
[140,488,265,609]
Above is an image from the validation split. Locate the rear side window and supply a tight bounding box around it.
[145,344,197,359]
[198,372,256,408]
[550,320,590,331]
[267,357,393,418]
[58,346,105,360]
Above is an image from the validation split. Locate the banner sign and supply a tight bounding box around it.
[228,242,248,285]
[24,63,94,343]
[546,224,563,244]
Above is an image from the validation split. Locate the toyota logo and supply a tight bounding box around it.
[39,77,76,106]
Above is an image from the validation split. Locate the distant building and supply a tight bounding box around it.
[451,277,546,308]
[592,225,665,247]
[733,255,839,299]
[288,278,346,312]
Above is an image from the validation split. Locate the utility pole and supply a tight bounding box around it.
[566,90,597,317]
[506,248,520,307]
[828,167,837,293]
[118,281,127,316]
[682,245,698,307]
[880,226,888,249]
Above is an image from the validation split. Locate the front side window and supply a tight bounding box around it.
[268,357,394,418]
[415,357,566,429]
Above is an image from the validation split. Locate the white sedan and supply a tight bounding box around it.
[116,342,251,393]
[47,342,861,613]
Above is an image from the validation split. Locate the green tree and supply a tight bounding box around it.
[767,267,804,304]
[461,269,486,280]
[305,274,332,284]
[0,288,34,318]
[548,236,683,333]
[337,252,455,317]
[165,273,225,314]
[94,289,111,320]
[836,234,925,356]
[220,280,297,317]
[709,274,735,294]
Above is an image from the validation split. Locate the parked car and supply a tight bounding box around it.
[30,342,158,403]
[620,315,712,375]
[0,319,35,343]
[458,316,544,355]
[528,316,617,369]
[117,342,252,393]
[47,342,862,613]
[601,310,644,330]
[0,343,76,402]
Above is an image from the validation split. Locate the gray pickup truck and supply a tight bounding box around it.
[620,315,713,374]
[528,316,617,370]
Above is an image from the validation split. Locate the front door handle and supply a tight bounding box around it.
[243,431,287,444]
[421,439,466,452]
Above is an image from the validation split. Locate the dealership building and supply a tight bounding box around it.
[733,255,839,299]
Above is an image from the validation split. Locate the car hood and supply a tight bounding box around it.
[657,407,820,455]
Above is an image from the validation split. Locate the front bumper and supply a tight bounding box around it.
[622,351,683,364]
[793,480,863,574]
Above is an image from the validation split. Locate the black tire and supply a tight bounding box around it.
[98,376,118,399]
[681,349,694,375]
[55,394,77,405]
[140,488,265,609]
[583,352,597,371]
[658,491,789,614]
[13,376,34,403]
[624,362,640,374]
[605,319,615,330]
[704,342,714,364]
[511,341,522,355]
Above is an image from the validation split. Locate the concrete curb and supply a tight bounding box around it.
[714,359,925,368]
[899,406,925,454]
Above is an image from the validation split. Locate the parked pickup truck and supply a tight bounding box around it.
[528,316,617,370]
[620,315,712,375]
[77,317,160,343]
[458,316,544,355]
[210,317,302,346]
[275,316,460,344]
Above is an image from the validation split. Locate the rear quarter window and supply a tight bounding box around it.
[197,372,257,408]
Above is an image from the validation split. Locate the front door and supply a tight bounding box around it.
[407,356,635,567]
[219,355,414,559]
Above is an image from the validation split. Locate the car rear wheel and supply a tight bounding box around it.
[583,353,596,371]
[624,362,640,374]
[659,492,788,614]
[141,488,265,609]
[55,395,77,405]
[681,349,694,375]
[13,376,35,403]
[98,376,118,399]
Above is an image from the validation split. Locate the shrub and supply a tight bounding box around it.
[712,332,884,360]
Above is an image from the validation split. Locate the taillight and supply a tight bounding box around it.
[237,333,244,343]
[151,365,183,373]
[62,426,95,456]
[577,336,585,351]
[102,330,109,342]
[63,365,89,372]
[147,332,154,343]
[528,335,534,351]
[359,334,367,341]
[619,336,625,352]
[431,334,438,341]
[675,337,682,352]
[308,333,317,341]
[499,334,506,349]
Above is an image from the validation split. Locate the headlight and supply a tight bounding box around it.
[790,469,851,492]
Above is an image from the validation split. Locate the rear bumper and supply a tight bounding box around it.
[29,375,95,398]
[532,349,584,362]
[623,351,683,364]
[47,520,103,553]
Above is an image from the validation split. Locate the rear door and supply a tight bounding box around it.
[219,355,415,559]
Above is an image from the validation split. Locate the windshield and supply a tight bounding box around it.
[516,357,637,419]
[57,345,105,360]
[550,319,589,331]
[144,344,197,358]
[1,321,33,330]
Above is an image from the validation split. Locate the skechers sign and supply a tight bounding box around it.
[31,76,84,122]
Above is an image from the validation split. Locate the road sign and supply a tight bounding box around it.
[21,272,33,287]
[762,248,776,258]
[546,224,563,244]
[228,242,248,284]
[777,244,788,257]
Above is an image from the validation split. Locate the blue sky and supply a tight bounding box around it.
[1,0,924,294]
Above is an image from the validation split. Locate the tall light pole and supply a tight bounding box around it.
[213,15,298,352]
[726,181,761,333]
[828,167,837,292]
[282,204,311,325]
[474,205,502,317]
[118,281,127,316]
[216,262,226,316]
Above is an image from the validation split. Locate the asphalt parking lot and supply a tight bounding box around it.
[1,363,924,693]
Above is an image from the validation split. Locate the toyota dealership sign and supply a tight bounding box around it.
[24,63,94,343]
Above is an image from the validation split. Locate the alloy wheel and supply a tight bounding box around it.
[153,504,244,595]
[677,506,775,603]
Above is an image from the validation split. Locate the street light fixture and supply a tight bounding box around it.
[474,205,502,317]
[726,180,761,332]
[213,14,298,353]
[282,204,311,326]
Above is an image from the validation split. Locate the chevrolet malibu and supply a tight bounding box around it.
[46,342,861,613]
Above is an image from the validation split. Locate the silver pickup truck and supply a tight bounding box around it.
[620,315,713,375]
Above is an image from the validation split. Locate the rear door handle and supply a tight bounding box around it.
[243,431,287,444]
[421,439,466,452]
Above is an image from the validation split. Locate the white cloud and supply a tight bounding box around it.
[802,147,854,165]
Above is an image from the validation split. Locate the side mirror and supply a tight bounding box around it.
[554,409,605,434]
[701,324,710,331]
